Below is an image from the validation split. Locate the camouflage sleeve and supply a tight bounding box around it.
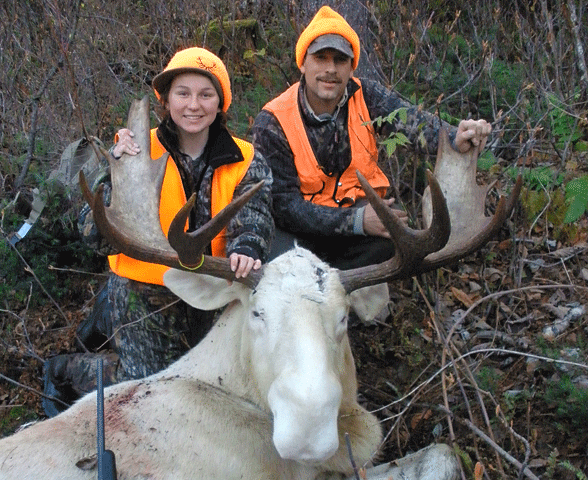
[225,150,275,263]
[359,78,458,155]
[251,110,359,237]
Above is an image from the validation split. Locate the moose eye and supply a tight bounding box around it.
[249,310,265,332]
[335,314,348,341]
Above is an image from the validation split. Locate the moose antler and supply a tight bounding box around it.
[79,95,264,289]
[338,129,522,292]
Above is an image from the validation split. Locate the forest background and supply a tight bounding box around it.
[1,0,588,479]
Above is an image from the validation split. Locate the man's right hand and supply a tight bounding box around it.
[363,198,408,238]
[112,128,141,158]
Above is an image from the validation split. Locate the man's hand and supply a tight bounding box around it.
[454,119,492,153]
[112,128,141,158]
[229,253,262,279]
[363,198,409,238]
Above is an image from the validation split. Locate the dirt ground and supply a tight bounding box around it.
[1,223,588,479]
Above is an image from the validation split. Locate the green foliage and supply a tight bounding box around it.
[559,460,588,480]
[543,375,588,428]
[477,150,498,171]
[453,444,475,478]
[502,388,533,420]
[1,190,103,310]
[243,47,266,61]
[380,133,410,157]
[545,450,588,480]
[505,165,582,240]
[371,107,408,128]
[489,60,526,111]
[547,93,584,151]
[228,79,273,138]
[0,405,39,437]
[564,175,588,223]
[369,108,412,156]
[506,165,564,191]
[523,187,576,240]
[439,111,460,126]
[475,366,501,394]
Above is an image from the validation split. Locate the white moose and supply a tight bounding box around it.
[0,97,520,480]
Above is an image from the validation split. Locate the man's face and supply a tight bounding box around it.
[301,48,354,115]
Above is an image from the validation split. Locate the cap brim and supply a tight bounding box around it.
[152,67,224,107]
[307,34,354,58]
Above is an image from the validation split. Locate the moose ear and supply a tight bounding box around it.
[348,284,389,324]
[164,269,250,310]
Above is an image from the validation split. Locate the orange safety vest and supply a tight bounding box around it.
[108,129,254,286]
[263,79,389,207]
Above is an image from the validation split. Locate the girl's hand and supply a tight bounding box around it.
[229,253,262,279]
[112,128,141,158]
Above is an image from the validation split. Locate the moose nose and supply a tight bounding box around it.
[268,372,342,462]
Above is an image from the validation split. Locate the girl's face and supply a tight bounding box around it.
[165,72,221,137]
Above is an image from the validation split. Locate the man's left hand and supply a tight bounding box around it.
[455,119,492,153]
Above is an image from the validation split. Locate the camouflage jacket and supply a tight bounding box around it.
[251,77,457,237]
[79,120,274,262]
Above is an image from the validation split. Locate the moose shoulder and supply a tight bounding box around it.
[0,96,521,480]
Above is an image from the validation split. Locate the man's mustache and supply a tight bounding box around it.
[317,76,342,83]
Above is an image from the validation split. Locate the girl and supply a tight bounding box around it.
[44,47,273,416]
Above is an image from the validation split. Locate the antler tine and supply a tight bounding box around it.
[338,169,451,293]
[79,95,264,289]
[168,181,265,267]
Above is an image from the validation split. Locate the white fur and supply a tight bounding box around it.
[0,247,458,480]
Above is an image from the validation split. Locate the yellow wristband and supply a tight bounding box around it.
[178,254,205,271]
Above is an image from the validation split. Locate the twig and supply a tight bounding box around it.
[459,418,540,480]
[96,298,182,351]
[444,284,585,348]
[14,65,59,189]
[495,404,532,480]
[416,277,506,477]
[345,433,361,480]
[17,284,45,363]
[3,235,88,352]
[14,0,82,189]
[0,373,70,410]
[48,265,109,277]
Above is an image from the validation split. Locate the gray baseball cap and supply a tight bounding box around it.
[307,34,354,58]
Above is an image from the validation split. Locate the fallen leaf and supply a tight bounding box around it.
[410,409,432,429]
[451,287,474,307]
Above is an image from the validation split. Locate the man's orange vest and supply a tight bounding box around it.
[108,129,254,286]
[263,79,389,207]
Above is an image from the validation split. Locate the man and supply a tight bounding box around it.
[252,6,491,272]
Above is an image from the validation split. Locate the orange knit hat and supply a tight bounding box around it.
[295,6,360,70]
[152,47,232,112]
